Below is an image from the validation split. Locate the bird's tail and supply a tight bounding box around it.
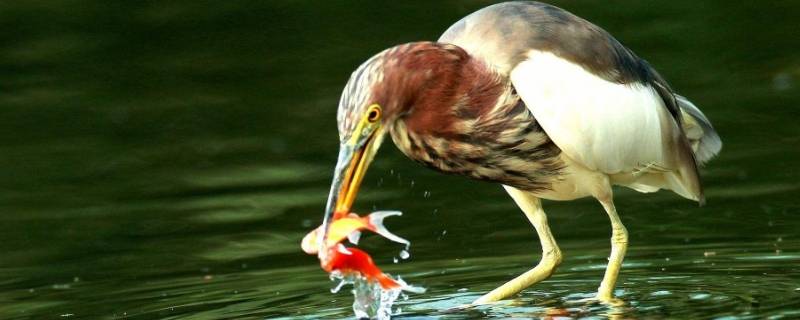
[676,95,722,164]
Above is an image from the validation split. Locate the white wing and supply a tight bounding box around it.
[510,50,700,199]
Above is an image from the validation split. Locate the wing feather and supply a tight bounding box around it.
[511,50,703,201]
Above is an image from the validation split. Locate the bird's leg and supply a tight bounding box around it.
[596,192,628,302]
[473,186,562,304]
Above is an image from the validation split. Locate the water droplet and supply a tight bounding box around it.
[410,180,415,188]
[423,191,431,198]
[399,250,410,260]
[777,237,783,242]
[457,288,468,292]
[393,257,399,263]
[665,257,670,261]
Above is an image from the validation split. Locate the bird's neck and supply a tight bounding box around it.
[387,46,513,139]
[385,46,520,159]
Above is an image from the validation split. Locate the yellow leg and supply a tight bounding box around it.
[473,186,562,304]
[596,193,628,302]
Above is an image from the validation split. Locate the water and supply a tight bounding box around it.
[329,273,399,320]
[1,1,799,319]
[329,271,423,320]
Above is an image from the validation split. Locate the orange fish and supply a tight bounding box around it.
[323,244,403,290]
[301,211,408,254]
[302,211,423,293]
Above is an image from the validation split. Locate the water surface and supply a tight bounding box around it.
[1,1,799,319]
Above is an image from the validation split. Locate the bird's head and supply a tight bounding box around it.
[318,42,478,254]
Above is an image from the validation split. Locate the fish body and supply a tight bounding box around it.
[301,211,408,254]
[323,244,402,290]
[301,210,425,293]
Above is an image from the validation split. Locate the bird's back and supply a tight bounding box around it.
[439,1,646,83]
[438,1,721,202]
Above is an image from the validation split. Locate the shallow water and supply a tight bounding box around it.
[2,1,800,319]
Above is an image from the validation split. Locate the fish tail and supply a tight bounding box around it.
[375,273,426,293]
[367,211,409,246]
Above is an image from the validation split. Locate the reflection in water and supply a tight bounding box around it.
[0,1,799,319]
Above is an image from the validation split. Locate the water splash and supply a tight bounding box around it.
[330,272,424,319]
[330,275,349,293]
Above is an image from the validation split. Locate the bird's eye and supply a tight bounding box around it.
[366,105,381,123]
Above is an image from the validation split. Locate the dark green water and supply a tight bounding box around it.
[2,1,799,319]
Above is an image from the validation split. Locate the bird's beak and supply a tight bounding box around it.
[318,132,380,256]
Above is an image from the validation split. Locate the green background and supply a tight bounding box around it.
[1,1,799,318]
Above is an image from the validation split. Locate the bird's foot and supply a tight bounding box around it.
[595,290,626,307]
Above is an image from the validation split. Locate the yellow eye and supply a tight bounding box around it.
[366,105,381,123]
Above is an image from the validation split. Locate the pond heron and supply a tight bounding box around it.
[320,1,721,304]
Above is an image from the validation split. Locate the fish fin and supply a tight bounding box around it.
[376,273,401,290]
[335,244,352,255]
[375,274,426,293]
[347,230,361,245]
[367,211,410,246]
